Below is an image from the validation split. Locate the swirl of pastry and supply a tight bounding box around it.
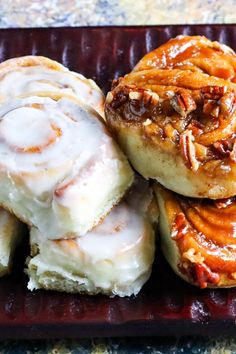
[0,209,24,277]
[105,50,236,198]
[0,93,134,239]
[154,183,236,288]
[134,35,236,81]
[27,176,158,297]
[0,56,104,116]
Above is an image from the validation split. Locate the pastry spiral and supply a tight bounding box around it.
[0,56,104,116]
[105,36,236,199]
[155,183,236,288]
[27,177,158,297]
[134,35,236,81]
[0,93,134,239]
[0,209,24,277]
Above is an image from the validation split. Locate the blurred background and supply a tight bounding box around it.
[0,0,235,27]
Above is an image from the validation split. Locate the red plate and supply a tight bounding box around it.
[1,25,236,339]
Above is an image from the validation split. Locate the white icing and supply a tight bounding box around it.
[0,95,133,238]
[0,65,104,115]
[28,178,156,296]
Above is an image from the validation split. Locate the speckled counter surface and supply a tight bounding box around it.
[0,0,236,27]
[1,1,236,353]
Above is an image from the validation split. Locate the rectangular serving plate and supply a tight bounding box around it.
[1,24,236,339]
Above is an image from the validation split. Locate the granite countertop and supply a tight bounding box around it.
[1,1,236,353]
[0,0,235,27]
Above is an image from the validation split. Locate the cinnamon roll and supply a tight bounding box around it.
[155,183,236,288]
[0,56,104,116]
[134,35,236,81]
[105,36,236,199]
[0,93,134,239]
[27,177,158,297]
[0,209,24,276]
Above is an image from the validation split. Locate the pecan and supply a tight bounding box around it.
[145,91,159,104]
[213,140,231,156]
[182,248,204,264]
[203,100,220,118]
[163,122,178,141]
[129,91,142,100]
[180,130,200,171]
[219,91,236,117]
[194,263,220,289]
[170,91,196,117]
[171,213,188,240]
[201,85,227,100]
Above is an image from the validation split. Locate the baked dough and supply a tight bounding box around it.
[105,36,236,199]
[27,177,158,297]
[0,93,133,239]
[134,35,236,81]
[0,208,24,277]
[0,56,105,116]
[155,183,236,288]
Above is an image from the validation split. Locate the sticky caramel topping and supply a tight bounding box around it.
[162,186,236,287]
[105,37,236,173]
[133,35,236,82]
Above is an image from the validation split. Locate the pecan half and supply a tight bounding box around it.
[171,213,188,240]
[194,263,220,289]
[203,100,220,118]
[170,91,196,117]
[201,85,227,100]
[180,130,200,171]
[219,91,236,117]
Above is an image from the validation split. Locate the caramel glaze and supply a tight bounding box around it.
[133,36,236,82]
[162,186,236,288]
[105,66,236,175]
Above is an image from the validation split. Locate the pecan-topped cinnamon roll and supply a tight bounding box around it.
[105,36,236,199]
[155,183,236,288]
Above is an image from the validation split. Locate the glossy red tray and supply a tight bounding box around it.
[1,25,236,339]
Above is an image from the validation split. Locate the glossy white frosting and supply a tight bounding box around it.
[28,177,157,296]
[0,95,133,239]
[0,56,105,116]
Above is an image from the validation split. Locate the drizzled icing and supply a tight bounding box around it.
[0,95,133,239]
[0,56,105,116]
[28,177,156,296]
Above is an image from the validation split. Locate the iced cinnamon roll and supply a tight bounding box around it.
[134,35,236,82]
[0,209,24,276]
[0,56,104,116]
[0,93,133,239]
[155,183,236,288]
[27,177,158,297]
[105,39,236,199]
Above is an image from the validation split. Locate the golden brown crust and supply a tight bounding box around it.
[105,36,236,198]
[156,183,236,288]
[133,35,236,81]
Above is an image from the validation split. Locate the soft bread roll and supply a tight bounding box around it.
[105,36,236,199]
[0,209,24,276]
[134,35,236,81]
[27,177,158,297]
[0,56,104,116]
[155,183,236,288]
[0,93,134,239]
